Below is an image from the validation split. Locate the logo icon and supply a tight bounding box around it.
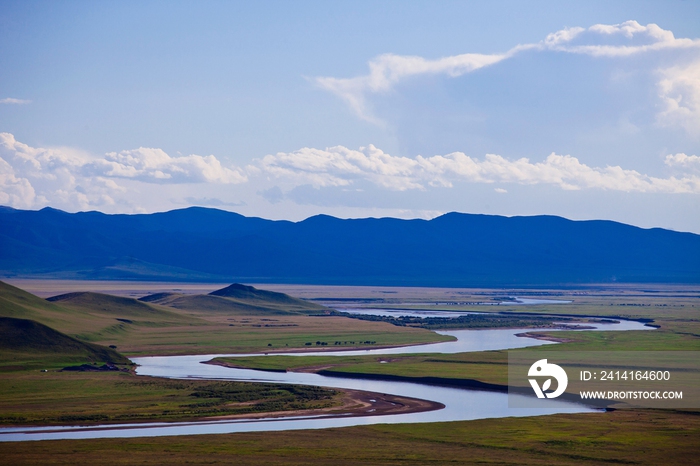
[528,359,568,398]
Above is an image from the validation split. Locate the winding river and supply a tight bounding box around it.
[0,315,653,442]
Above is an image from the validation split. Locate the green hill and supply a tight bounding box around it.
[47,291,195,321]
[0,316,130,369]
[0,280,67,319]
[210,283,323,308]
[0,281,202,344]
[138,293,283,315]
[0,281,85,331]
[139,284,328,315]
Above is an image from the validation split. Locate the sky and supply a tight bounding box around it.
[1,0,699,232]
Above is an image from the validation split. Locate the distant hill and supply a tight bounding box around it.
[47,291,194,321]
[1,206,699,285]
[0,316,129,366]
[209,283,325,309]
[0,280,82,330]
[0,280,56,319]
[0,280,201,345]
[139,284,327,315]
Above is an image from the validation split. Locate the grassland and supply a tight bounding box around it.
[1,281,698,464]
[0,316,129,371]
[213,284,700,421]
[337,310,605,330]
[0,281,452,356]
[215,326,700,387]
[0,281,449,430]
[139,282,330,316]
[372,286,700,337]
[0,369,341,426]
[92,315,451,356]
[1,410,699,465]
[0,292,343,428]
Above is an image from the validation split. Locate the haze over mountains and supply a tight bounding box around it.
[1,206,698,286]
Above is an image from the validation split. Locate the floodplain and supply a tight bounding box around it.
[1,280,698,464]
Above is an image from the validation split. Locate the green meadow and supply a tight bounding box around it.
[215,288,700,412]
[216,324,700,387]
[2,411,699,465]
[0,371,339,426]
[0,281,446,428]
[1,281,698,464]
[0,281,451,356]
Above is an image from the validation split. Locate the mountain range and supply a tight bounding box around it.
[1,206,698,285]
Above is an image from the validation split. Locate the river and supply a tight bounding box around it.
[0,317,652,442]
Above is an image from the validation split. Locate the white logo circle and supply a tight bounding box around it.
[528,359,568,398]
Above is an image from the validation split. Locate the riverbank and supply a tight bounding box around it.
[2,410,698,465]
[2,310,683,445]
[208,358,509,393]
[200,386,443,421]
[515,331,576,343]
[0,371,343,428]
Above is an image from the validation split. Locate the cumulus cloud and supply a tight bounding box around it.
[0,133,247,212]
[657,60,700,135]
[87,148,247,184]
[0,132,90,171]
[2,131,696,216]
[0,157,36,208]
[316,20,700,128]
[0,132,89,209]
[258,144,700,194]
[0,98,31,105]
[259,145,425,190]
[542,21,699,57]
[665,153,700,171]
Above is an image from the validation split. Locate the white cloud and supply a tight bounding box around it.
[545,21,699,57]
[0,133,248,212]
[0,132,91,172]
[259,145,424,190]
[316,20,700,128]
[0,157,36,208]
[1,132,696,216]
[87,148,247,184]
[0,98,31,105]
[665,153,700,171]
[0,133,246,186]
[258,144,700,194]
[657,60,700,135]
[316,52,506,123]
[0,132,94,209]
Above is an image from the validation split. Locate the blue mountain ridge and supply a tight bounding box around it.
[0,206,698,285]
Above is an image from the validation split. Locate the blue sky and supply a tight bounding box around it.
[1,1,699,232]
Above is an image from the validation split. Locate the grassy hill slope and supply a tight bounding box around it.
[0,281,203,343]
[0,281,448,355]
[0,281,89,331]
[0,316,130,369]
[47,291,196,321]
[139,284,328,315]
[211,283,326,310]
